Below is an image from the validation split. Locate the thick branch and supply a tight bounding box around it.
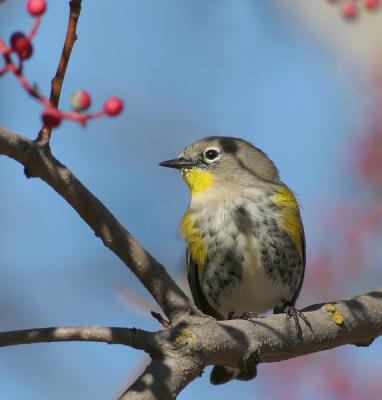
[119,358,203,400]
[197,289,382,368]
[0,127,195,322]
[120,289,382,399]
[0,289,379,399]
[0,326,155,352]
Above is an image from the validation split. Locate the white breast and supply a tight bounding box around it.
[213,232,292,317]
[191,187,293,318]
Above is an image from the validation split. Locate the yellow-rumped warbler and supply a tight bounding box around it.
[160,136,306,385]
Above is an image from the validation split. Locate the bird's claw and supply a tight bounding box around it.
[276,299,314,340]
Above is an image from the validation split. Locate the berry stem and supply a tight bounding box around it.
[0,37,10,55]
[15,70,51,107]
[61,110,104,124]
[28,17,42,41]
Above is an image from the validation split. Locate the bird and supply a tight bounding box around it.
[160,136,308,385]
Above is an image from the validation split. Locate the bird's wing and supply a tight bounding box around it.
[289,216,306,307]
[272,184,306,307]
[186,248,223,320]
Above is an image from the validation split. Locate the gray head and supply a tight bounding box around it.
[160,137,279,192]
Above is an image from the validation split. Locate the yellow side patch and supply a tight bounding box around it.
[182,169,213,196]
[272,186,303,257]
[181,211,207,270]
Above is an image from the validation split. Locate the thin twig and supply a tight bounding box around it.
[151,311,170,328]
[36,0,82,145]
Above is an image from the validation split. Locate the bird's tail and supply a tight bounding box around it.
[210,365,257,385]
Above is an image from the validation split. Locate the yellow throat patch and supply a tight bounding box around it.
[272,186,303,258]
[181,210,207,270]
[182,169,213,196]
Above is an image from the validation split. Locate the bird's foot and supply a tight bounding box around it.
[275,300,313,340]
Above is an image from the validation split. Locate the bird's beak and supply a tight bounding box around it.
[159,157,197,170]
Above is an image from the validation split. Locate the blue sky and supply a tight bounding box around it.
[0,1,376,399]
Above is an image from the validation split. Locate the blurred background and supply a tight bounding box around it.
[1,0,382,399]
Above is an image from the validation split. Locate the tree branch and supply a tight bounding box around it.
[0,127,196,323]
[119,357,204,400]
[0,270,379,398]
[197,289,382,369]
[37,0,83,145]
[0,326,155,352]
[117,289,382,399]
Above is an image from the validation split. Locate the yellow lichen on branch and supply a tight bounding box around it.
[324,303,345,326]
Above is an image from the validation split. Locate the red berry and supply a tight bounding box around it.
[341,1,358,18]
[70,90,92,111]
[364,0,380,10]
[103,97,123,116]
[27,0,47,17]
[42,107,62,128]
[10,32,33,60]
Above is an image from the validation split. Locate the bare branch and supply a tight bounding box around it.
[0,255,379,399]
[197,289,382,368]
[119,289,382,399]
[0,326,155,352]
[36,0,82,144]
[0,127,196,322]
[119,358,203,400]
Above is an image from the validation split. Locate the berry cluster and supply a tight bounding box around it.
[327,0,380,19]
[0,0,123,129]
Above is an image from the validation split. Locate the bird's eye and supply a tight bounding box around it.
[204,149,220,161]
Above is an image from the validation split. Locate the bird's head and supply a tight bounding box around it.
[160,136,279,196]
